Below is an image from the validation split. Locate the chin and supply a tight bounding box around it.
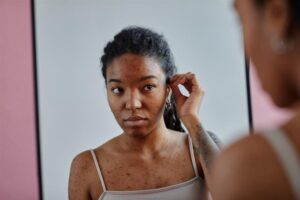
[270,92,298,109]
[123,127,150,138]
[261,78,296,108]
[273,98,290,108]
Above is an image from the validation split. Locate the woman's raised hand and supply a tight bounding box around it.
[169,72,204,122]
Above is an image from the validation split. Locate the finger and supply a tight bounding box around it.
[181,73,204,94]
[169,74,184,83]
[170,73,202,91]
[185,73,199,86]
[169,83,189,104]
[173,74,189,85]
[169,76,184,88]
[170,75,192,95]
[169,82,182,97]
[171,73,195,83]
[174,77,187,86]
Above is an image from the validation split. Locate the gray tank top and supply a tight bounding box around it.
[261,128,300,199]
[90,136,207,200]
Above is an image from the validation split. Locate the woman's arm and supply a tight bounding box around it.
[181,115,220,186]
[169,72,220,188]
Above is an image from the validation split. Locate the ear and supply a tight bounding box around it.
[166,86,172,96]
[264,0,290,38]
[166,86,172,101]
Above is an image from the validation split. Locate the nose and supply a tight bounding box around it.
[125,90,142,110]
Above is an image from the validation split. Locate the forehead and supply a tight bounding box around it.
[106,53,165,80]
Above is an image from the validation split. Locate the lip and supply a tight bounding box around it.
[125,116,146,121]
[124,116,147,127]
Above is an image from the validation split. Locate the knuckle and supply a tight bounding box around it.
[189,72,195,77]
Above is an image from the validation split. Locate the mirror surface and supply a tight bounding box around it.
[34,0,249,199]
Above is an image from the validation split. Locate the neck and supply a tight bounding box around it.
[122,120,172,156]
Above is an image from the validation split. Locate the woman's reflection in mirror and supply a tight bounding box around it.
[68,26,220,200]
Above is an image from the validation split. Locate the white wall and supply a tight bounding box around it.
[35,0,248,199]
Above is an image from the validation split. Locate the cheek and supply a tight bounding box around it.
[243,20,259,55]
[243,26,267,71]
[107,94,121,118]
[148,91,167,113]
[151,97,166,110]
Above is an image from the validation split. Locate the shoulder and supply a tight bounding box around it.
[68,136,123,200]
[69,150,96,186]
[211,133,293,200]
[171,130,206,177]
[69,150,95,199]
[70,135,119,167]
[70,150,94,174]
[212,133,266,179]
[96,134,123,153]
[167,129,187,144]
[215,132,265,163]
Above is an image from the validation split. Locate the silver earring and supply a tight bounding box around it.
[271,35,293,54]
[165,99,171,110]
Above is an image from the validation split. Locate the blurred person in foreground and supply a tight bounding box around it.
[211,0,300,199]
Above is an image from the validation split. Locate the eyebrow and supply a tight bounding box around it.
[139,75,158,81]
[108,75,158,84]
[108,79,121,83]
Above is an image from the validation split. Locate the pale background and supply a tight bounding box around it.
[34,0,249,199]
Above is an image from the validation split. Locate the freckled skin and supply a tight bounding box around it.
[68,53,205,200]
[106,53,168,138]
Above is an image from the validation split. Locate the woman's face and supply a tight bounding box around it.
[234,0,296,107]
[106,53,169,137]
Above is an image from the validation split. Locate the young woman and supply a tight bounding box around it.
[68,27,220,200]
[212,0,300,199]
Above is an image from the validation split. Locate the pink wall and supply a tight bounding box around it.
[0,1,39,199]
[250,62,293,130]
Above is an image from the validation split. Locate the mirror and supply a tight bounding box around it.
[34,0,249,199]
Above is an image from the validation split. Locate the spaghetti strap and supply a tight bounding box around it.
[188,136,199,177]
[90,149,107,192]
[261,129,300,199]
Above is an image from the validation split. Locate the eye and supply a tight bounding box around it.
[111,87,124,94]
[143,84,156,92]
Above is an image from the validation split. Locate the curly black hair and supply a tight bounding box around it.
[100,26,185,132]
